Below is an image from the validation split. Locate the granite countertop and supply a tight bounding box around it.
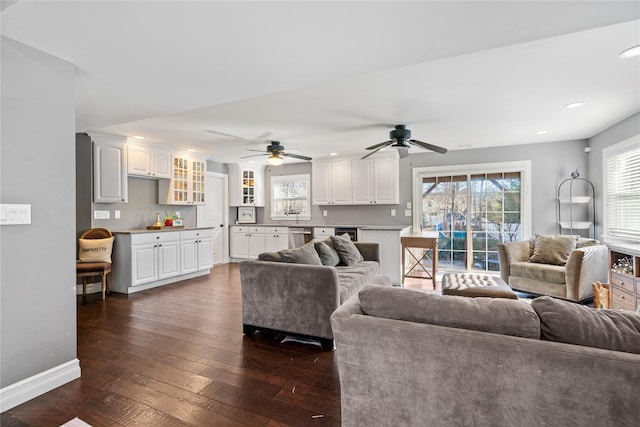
[113,226,213,234]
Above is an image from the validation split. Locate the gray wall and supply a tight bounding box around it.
[587,112,640,240]
[1,37,77,387]
[259,139,588,235]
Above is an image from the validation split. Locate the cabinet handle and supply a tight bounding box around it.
[158,244,162,247]
[619,294,626,299]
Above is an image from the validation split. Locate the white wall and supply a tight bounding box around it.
[0,36,78,398]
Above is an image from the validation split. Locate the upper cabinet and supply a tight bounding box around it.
[158,154,207,205]
[127,141,171,179]
[312,153,399,205]
[92,134,128,203]
[228,163,265,206]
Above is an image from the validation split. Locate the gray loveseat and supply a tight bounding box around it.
[240,239,390,350]
[331,286,640,427]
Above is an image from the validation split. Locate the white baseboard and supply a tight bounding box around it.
[0,358,81,412]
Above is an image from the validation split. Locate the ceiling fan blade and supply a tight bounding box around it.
[204,129,248,139]
[409,139,448,154]
[245,149,265,153]
[282,152,312,161]
[239,154,268,159]
[361,145,387,159]
[398,147,410,159]
[365,140,393,150]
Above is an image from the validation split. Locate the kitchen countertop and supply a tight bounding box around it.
[230,224,411,231]
[113,226,213,234]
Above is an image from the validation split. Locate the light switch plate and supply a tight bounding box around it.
[405,210,412,217]
[115,210,121,219]
[323,210,327,217]
[0,204,31,225]
[94,210,110,219]
[406,202,412,209]
[391,209,396,216]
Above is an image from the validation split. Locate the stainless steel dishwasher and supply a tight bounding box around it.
[288,227,313,248]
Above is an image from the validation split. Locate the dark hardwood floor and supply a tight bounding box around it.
[2,263,438,427]
[2,263,347,426]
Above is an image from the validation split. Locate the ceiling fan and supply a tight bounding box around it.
[241,141,312,166]
[362,124,448,159]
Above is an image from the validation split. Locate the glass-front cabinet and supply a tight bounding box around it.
[159,155,206,205]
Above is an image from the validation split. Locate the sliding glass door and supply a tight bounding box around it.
[415,162,530,273]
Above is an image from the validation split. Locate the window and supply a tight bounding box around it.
[413,161,531,272]
[603,137,640,243]
[270,174,311,221]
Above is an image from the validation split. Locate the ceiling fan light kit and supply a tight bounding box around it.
[267,154,284,166]
[240,140,312,165]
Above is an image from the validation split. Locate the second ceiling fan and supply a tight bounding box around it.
[242,141,312,166]
[362,124,447,159]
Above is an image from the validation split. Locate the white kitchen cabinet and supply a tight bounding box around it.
[312,160,352,205]
[230,225,266,258]
[313,227,335,241]
[158,154,207,205]
[127,142,171,179]
[228,164,265,206]
[130,232,180,287]
[92,135,128,203]
[180,229,214,274]
[312,154,398,205]
[264,227,289,252]
[112,229,214,294]
[351,159,374,204]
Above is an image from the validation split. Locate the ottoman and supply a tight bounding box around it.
[442,272,518,299]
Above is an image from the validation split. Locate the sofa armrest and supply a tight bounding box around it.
[497,240,532,283]
[240,260,340,339]
[354,242,380,262]
[565,244,609,301]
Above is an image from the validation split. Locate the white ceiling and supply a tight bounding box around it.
[2,1,639,164]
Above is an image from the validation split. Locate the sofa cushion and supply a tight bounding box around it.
[331,234,364,266]
[278,242,322,265]
[576,238,599,248]
[336,261,380,303]
[531,296,640,354]
[314,240,340,266]
[529,234,578,266]
[359,286,540,339]
[258,252,283,262]
[510,261,566,284]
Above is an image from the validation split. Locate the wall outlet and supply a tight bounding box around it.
[405,210,412,217]
[93,210,110,219]
[323,210,327,217]
[114,210,121,219]
[391,209,396,216]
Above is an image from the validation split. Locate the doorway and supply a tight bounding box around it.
[197,172,229,265]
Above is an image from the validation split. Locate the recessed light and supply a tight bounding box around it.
[187,149,196,152]
[330,152,338,156]
[458,144,472,148]
[620,44,640,59]
[133,135,144,140]
[565,102,585,109]
[536,130,549,135]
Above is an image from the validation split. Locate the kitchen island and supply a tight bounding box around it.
[112,227,214,294]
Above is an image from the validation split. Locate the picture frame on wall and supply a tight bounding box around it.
[238,206,256,224]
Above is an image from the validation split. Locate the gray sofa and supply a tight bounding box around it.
[240,240,389,350]
[331,286,640,427]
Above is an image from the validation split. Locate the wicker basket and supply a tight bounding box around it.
[593,281,611,309]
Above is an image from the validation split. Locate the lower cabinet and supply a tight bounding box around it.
[113,229,213,294]
[264,227,289,252]
[230,226,289,258]
[609,246,639,311]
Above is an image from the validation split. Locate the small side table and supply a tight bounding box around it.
[401,231,438,289]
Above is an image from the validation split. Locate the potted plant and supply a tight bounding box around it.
[163,207,175,226]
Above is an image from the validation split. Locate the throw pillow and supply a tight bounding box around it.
[78,237,114,263]
[330,234,364,266]
[358,285,540,339]
[278,242,322,265]
[531,296,640,355]
[529,234,579,266]
[314,240,340,266]
[258,252,282,262]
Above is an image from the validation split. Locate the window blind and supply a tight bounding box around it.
[605,145,640,240]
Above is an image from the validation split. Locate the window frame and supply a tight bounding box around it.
[270,173,311,221]
[602,135,640,245]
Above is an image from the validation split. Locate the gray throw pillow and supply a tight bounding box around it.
[531,296,640,354]
[359,285,540,339]
[529,234,579,266]
[330,234,364,266]
[278,242,322,265]
[258,252,282,262]
[314,240,340,266]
